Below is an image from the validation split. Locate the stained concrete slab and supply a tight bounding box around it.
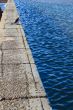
[2,38,24,49]
[2,49,29,64]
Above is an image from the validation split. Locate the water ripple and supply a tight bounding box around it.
[15,0,73,109]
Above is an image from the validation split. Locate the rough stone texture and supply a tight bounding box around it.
[2,39,24,49]
[2,49,29,64]
[0,0,52,109]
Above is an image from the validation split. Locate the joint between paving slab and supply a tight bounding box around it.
[20,33,27,50]
[40,98,44,110]
[2,47,27,50]
[1,63,35,65]
[0,96,47,102]
[1,46,3,77]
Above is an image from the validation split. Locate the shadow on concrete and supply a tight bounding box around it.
[0,7,3,21]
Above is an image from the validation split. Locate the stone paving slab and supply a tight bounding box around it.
[0,64,46,100]
[2,49,29,64]
[0,0,52,109]
[0,64,27,99]
[0,98,50,110]
[26,49,35,63]
[0,29,18,37]
[2,39,24,50]
[2,33,24,49]
[25,64,46,97]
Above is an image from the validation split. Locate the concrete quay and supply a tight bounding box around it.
[0,0,52,109]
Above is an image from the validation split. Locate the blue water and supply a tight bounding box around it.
[15,0,73,109]
[0,3,6,11]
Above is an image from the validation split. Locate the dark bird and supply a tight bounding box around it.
[14,17,19,24]
[11,17,20,25]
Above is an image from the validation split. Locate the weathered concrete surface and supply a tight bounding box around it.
[0,0,52,109]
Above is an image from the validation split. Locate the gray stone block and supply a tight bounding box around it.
[2,49,29,64]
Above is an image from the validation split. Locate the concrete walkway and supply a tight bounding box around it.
[0,0,52,109]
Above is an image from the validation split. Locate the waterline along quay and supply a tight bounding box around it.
[0,0,51,109]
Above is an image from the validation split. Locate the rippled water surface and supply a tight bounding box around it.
[15,0,73,109]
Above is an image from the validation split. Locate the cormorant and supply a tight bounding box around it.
[14,17,19,24]
[11,17,19,25]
